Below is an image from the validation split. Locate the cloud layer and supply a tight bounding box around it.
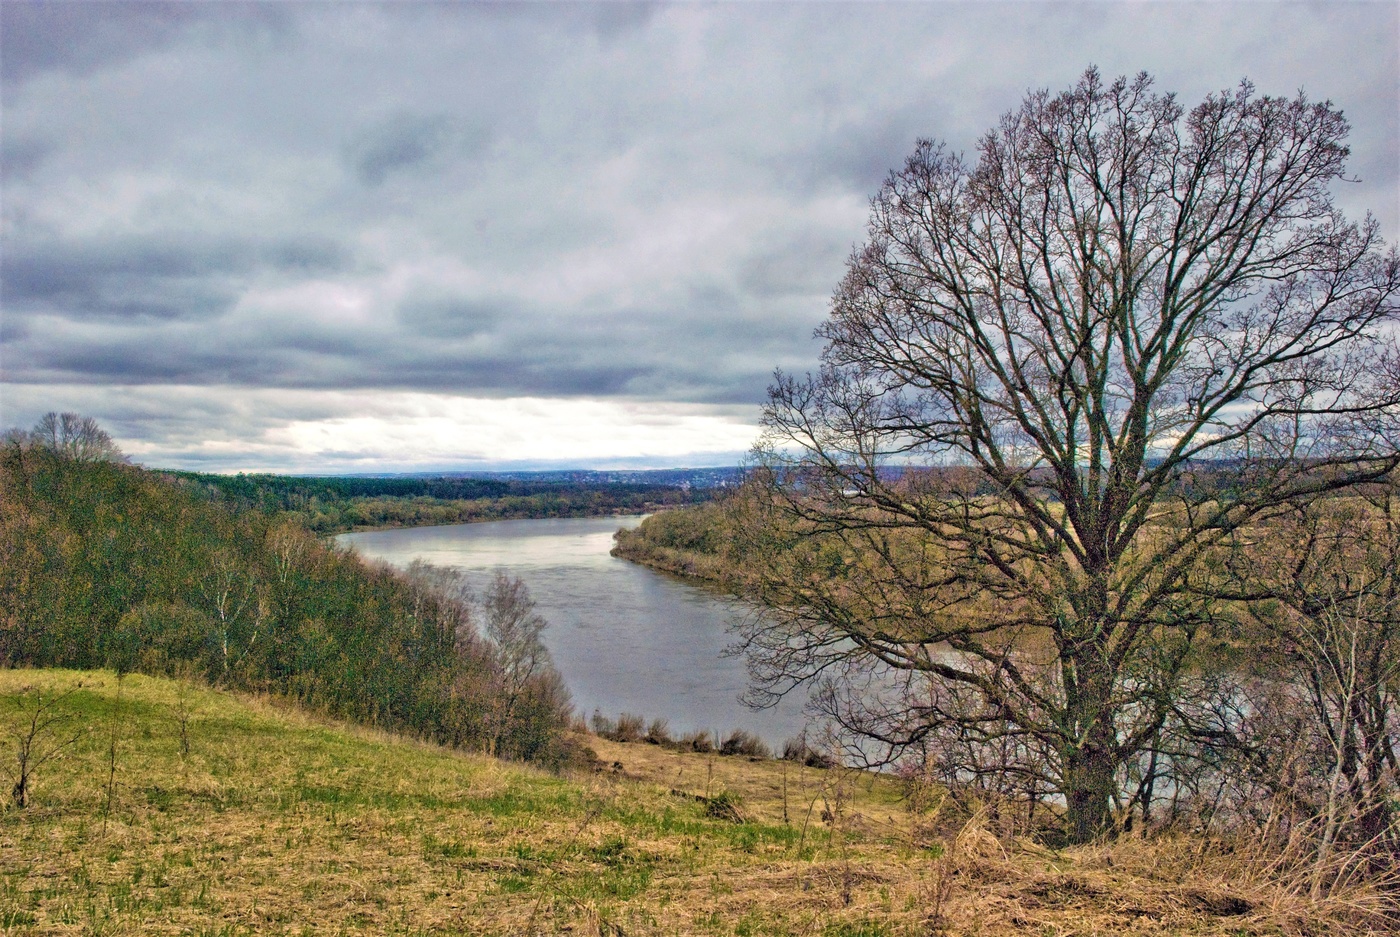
[3,2,1396,470]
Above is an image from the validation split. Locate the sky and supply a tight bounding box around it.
[2,1,1397,473]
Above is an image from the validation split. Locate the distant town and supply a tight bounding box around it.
[344,466,748,489]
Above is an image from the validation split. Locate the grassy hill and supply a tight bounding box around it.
[1,669,1376,936]
[0,442,576,768]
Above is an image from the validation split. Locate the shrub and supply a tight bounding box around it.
[719,729,770,759]
[781,736,833,768]
[644,718,672,746]
[612,712,645,743]
[590,711,615,737]
[682,729,714,753]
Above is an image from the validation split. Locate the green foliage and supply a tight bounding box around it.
[0,438,575,768]
[166,470,713,534]
[610,501,735,582]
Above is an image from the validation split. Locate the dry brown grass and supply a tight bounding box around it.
[1,669,1392,936]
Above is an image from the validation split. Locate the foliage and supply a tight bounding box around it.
[170,469,713,534]
[0,426,577,769]
[611,501,734,582]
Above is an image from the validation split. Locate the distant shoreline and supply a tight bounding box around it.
[329,505,657,536]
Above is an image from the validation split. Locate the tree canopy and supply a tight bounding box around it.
[740,69,1400,843]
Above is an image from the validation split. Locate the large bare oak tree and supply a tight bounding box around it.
[738,69,1400,843]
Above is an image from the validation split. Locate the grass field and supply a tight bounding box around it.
[0,669,1384,935]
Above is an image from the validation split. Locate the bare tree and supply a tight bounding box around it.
[28,412,125,463]
[478,571,571,761]
[199,549,257,682]
[739,69,1400,843]
[481,571,550,742]
[1219,488,1400,872]
[3,683,86,809]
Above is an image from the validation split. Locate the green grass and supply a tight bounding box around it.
[0,669,1358,936]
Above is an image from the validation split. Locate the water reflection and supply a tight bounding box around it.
[339,516,809,747]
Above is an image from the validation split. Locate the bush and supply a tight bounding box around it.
[612,712,645,743]
[681,729,714,753]
[588,711,648,743]
[644,718,672,746]
[781,736,834,768]
[590,711,615,737]
[719,729,770,759]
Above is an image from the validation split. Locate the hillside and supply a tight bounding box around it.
[1,670,1378,936]
[0,438,575,768]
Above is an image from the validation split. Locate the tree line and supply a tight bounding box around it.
[0,419,579,769]
[172,470,713,534]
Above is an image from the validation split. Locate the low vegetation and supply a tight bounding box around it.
[3,669,1388,935]
[0,423,576,768]
[610,501,731,583]
[586,711,779,760]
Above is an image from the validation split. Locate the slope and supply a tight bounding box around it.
[1,670,1373,936]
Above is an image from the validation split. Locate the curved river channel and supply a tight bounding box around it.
[339,515,810,747]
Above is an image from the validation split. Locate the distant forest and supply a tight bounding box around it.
[170,470,725,534]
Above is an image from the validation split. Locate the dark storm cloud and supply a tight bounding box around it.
[1,2,1395,467]
[0,1,291,85]
[2,234,353,322]
[344,112,465,187]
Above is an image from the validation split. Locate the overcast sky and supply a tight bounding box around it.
[2,1,1396,472]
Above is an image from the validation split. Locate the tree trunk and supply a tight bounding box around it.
[1063,739,1116,844]
[1060,612,1119,844]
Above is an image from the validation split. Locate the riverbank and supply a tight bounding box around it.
[340,516,812,748]
[2,668,1377,936]
[609,502,730,584]
[295,493,694,536]
[334,503,661,536]
[167,468,716,535]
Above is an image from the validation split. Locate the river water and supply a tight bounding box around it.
[338,515,810,747]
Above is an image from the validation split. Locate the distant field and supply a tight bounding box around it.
[0,670,1369,935]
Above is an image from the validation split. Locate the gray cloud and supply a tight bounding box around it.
[0,134,52,181]
[396,296,509,340]
[344,112,469,187]
[0,1,292,86]
[1,2,1395,468]
[2,235,353,322]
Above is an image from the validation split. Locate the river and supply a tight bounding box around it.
[338,515,810,747]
